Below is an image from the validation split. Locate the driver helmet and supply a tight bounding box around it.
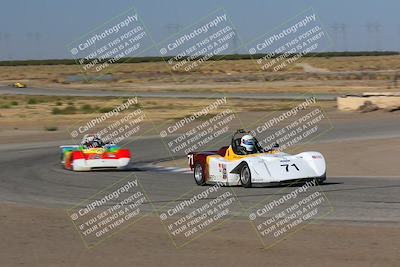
[240,134,255,152]
[81,134,99,147]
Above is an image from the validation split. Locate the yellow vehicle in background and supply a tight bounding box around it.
[13,82,27,88]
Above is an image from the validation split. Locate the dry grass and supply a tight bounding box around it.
[0,95,335,132]
[1,55,400,95]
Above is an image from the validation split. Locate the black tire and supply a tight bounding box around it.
[64,155,74,171]
[314,173,326,185]
[194,163,206,186]
[240,163,252,188]
[69,153,76,171]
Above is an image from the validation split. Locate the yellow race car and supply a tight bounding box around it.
[13,82,27,88]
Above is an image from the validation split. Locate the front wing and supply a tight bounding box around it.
[71,157,130,171]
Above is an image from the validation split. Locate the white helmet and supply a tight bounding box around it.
[81,134,95,144]
[240,134,255,152]
[81,134,101,148]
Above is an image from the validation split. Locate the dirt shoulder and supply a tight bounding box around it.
[0,202,399,267]
[300,137,400,177]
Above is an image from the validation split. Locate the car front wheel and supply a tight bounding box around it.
[240,164,252,188]
[314,173,326,185]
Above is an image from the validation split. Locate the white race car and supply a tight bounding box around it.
[187,129,326,187]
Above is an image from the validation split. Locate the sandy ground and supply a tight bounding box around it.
[302,137,400,177]
[0,203,399,267]
[0,105,393,143]
[0,95,335,144]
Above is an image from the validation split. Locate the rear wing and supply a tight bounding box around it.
[60,145,80,151]
[60,144,118,151]
[187,148,228,170]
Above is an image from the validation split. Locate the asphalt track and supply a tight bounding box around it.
[1,116,400,224]
[0,85,337,100]
[0,85,399,224]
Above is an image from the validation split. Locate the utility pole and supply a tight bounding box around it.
[34,32,42,59]
[365,22,381,51]
[331,23,339,51]
[232,28,238,54]
[4,32,12,59]
[365,22,373,51]
[338,23,348,51]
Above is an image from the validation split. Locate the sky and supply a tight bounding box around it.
[1,0,400,60]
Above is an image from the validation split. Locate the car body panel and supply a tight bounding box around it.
[13,82,26,88]
[60,144,130,171]
[188,145,326,186]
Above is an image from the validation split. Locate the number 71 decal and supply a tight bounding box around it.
[280,163,300,172]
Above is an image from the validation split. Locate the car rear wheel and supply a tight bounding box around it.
[194,163,206,186]
[240,164,252,188]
